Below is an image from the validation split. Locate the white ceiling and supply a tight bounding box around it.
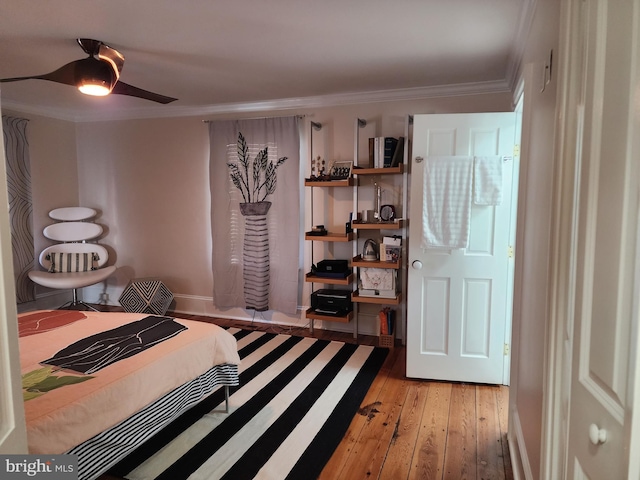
[0,0,531,121]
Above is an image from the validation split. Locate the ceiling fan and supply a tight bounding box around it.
[0,38,177,104]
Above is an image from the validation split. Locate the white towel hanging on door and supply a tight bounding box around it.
[473,155,503,205]
[421,156,473,249]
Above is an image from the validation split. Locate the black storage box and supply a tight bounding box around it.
[312,259,350,279]
[311,288,353,315]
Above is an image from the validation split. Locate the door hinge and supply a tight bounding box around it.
[504,344,510,356]
[514,144,520,156]
[508,246,514,258]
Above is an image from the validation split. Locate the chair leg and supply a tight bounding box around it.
[77,301,100,312]
[58,288,99,312]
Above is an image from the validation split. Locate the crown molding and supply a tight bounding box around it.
[0,100,80,122]
[1,79,512,123]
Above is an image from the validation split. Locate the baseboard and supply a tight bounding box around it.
[30,286,381,336]
[27,290,73,311]
[509,409,534,480]
[169,294,380,337]
[81,284,124,307]
[168,293,301,324]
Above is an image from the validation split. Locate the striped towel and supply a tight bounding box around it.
[422,156,473,249]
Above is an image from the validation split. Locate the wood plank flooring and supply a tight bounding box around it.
[180,314,514,480]
[99,310,513,480]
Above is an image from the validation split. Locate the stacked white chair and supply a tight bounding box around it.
[28,207,116,311]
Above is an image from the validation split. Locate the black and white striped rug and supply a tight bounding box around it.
[108,327,389,480]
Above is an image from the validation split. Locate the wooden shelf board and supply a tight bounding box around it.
[352,219,405,230]
[305,307,353,323]
[304,178,355,187]
[352,291,401,305]
[305,273,354,285]
[353,164,404,175]
[352,255,400,269]
[305,232,355,242]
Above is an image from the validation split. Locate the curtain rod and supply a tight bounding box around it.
[202,114,307,123]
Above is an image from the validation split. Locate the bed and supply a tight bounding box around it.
[18,310,241,480]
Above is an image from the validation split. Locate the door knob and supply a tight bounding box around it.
[415,156,424,163]
[589,424,607,445]
[412,260,423,270]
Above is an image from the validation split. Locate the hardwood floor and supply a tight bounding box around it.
[178,313,514,480]
[96,309,512,479]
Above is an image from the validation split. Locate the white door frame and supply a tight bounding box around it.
[0,110,28,454]
[505,97,524,385]
[540,0,576,475]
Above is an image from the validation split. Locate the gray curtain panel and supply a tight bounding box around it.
[2,115,35,303]
[208,116,300,314]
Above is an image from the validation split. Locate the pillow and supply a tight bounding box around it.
[47,252,99,273]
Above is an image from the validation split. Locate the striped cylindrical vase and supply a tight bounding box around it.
[239,201,271,311]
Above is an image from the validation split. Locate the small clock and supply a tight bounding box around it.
[380,204,395,222]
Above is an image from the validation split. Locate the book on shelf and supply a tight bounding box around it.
[379,307,395,335]
[368,136,404,168]
[373,137,384,168]
[383,137,398,167]
[390,137,404,167]
[368,137,380,168]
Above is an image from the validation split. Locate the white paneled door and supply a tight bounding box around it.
[406,113,518,385]
[561,0,639,477]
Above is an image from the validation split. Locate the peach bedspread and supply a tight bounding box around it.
[19,310,240,455]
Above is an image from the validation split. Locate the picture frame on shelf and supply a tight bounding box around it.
[329,161,353,180]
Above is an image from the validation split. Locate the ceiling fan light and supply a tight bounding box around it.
[76,57,115,97]
[78,82,111,96]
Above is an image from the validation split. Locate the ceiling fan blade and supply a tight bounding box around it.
[3,38,177,104]
[0,60,80,86]
[111,81,177,104]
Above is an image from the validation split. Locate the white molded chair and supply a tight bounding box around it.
[28,207,116,311]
